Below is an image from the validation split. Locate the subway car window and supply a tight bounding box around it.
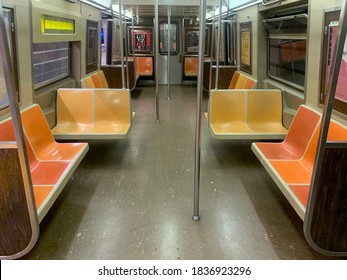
[159,22,179,55]
[268,38,306,89]
[32,42,70,89]
[1,7,17,110]
[86,20,99,73]
[263,13,307,90]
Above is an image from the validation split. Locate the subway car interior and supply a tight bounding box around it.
[1,0,347,260]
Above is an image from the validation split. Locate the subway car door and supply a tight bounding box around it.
[158,18,182,85]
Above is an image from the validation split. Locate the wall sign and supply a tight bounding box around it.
[240,22,252,74]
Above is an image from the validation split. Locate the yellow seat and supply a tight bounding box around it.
[228,71,240,89]
[234,74,247,89]
[229,71,257,89]
[247,90,287,138]
[52,89,93,138]
[208,89,287,139]
[209,90,250,138]
[52,88,132,139]
[81,76,95,88]
[92,89,131,138]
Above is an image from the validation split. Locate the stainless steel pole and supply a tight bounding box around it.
[215,0,222,89]
[155,0,160,122]
[209,6,216,91]
[193,0,206,221]
[125,21,130,89]
[167,8,171,100]
[118,0,126,89]
[130,10,136,91]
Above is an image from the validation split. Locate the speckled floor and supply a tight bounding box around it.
[22,85,339,260]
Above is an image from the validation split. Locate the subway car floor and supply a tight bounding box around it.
[22,85,340,260]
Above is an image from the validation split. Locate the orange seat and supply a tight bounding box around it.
[0,117,81,184]
[91,70,109,88]
[97,70,109,88]
[184,57,198,76]
[252,107,347,220]
[288,185,310,207]
[21,104,88,161]
[135,57,153,76]
[0,119,69,204]
[91,73,103,88]
[229,71,256,89]
[252,105,321,160]
[0,106,88,222]
[270,121,347,185]
[33,186,54,209]
[243,78,255,89]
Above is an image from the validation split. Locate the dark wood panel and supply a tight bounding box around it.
[101,60,136,90]
[310,147,347,252]
[204,63,235,90]
[0,148,32,256]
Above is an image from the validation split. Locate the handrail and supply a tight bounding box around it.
[0,2,39,259]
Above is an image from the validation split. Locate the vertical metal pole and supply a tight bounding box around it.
[193,0,206,221]
[131,11,136,90]
[125,21,130,89]
[209,6,216,91]
[215,0,222,89]
[0,2,39,253]
[155,0,160,122]
[167,8,171,100]
[118,0,126,89]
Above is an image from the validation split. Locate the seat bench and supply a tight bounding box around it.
[81,70,109,89]
[251,105,347,220]
[51,88,132,140]
[228,70,257,89]
[208,89,287,139]
[0,104,88,222]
